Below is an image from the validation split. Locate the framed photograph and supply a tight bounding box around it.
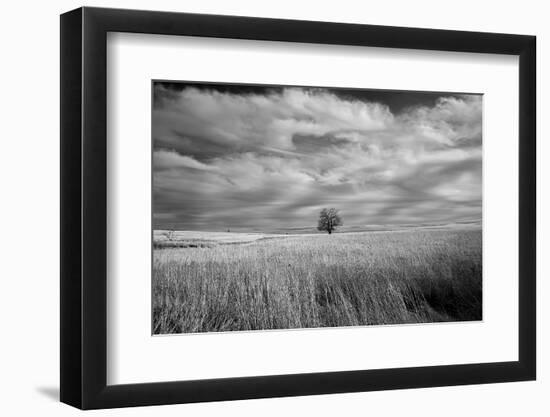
[60,7,536,409]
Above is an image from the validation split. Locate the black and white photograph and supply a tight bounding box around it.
[52,4,541,411]
[152,81,482,334]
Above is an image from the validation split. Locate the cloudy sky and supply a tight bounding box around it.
[153,82,482,232]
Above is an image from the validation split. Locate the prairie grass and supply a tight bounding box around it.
[152,228,482,334]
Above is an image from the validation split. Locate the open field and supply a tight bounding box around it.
[153,230,279,248]
[153,227,482,334]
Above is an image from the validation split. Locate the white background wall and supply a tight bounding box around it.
[0,0,546,415]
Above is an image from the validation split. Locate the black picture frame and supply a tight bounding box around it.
[60,6,536,410]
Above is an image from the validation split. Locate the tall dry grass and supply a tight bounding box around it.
[153,229,481,334]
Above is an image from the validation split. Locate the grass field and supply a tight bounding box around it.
[152,227,482,334]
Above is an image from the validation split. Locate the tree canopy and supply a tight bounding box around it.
[317,208,343,234]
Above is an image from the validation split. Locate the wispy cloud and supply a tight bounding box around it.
[153,84,482,231]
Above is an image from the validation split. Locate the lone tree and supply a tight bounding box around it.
[317,208,343,234]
